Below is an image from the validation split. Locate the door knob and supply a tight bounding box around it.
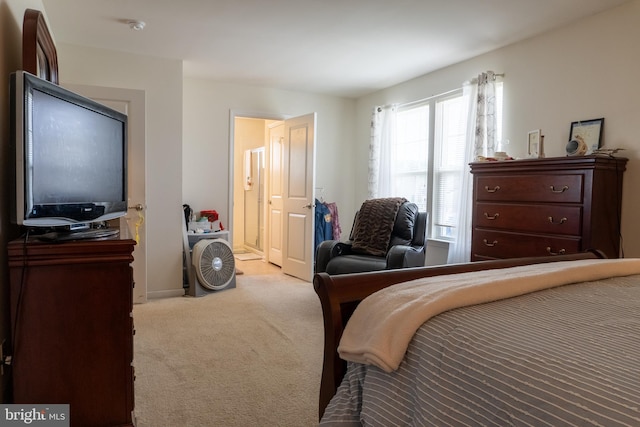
[302,203,315,209]
[128,203,144,211]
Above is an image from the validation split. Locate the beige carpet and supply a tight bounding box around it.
[133,273,323,426]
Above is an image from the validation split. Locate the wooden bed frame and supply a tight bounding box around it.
[312,250,606,419]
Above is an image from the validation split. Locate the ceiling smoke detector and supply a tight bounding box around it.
[128,20,146,31]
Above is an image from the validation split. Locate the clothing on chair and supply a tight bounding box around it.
[315,199,333,253]
[324,201,342,241]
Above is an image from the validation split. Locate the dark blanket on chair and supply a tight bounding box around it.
[351,198,407,256]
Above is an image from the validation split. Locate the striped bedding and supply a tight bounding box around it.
[320,274,640,426]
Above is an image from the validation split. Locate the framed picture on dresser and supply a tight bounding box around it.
[570,118,604,154]
[527,129,543,158]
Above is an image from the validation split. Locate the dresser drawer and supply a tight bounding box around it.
[474,203,582,235]
[475,174,583,203]
[472,229,581,259]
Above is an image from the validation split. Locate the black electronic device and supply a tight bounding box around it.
[36,228,120,242]
[10,70,128,228]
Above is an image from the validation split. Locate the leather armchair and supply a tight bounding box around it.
[315,201,428,275]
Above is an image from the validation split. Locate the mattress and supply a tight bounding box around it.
[320,274,640,426]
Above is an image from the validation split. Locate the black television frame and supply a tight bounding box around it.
[10,70,128,228]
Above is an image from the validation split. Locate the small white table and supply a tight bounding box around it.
[186,230,230,249]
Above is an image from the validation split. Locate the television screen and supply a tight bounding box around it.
[11,71,128,228]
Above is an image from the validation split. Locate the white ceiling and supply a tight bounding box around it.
[41,0,629,98]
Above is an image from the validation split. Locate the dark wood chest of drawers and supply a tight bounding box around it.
[8,237,136,427]
[470,156,627,261]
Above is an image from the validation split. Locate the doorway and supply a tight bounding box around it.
[230,111,317,282]
[243,147,265,252]
[232,116,281,262]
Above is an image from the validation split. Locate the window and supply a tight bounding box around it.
[392,105,430,210]
[391,84,502,242]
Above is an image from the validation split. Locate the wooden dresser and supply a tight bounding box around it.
[8,236,136,427]
[470,156,627,261]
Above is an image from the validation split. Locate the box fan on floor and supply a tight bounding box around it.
[182,209,236,297]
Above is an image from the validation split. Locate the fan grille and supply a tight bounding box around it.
[195,239,235,290]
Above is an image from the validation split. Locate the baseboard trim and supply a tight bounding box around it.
[147,288,185,300]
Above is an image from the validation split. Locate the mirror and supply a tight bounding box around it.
[23,9,58,84]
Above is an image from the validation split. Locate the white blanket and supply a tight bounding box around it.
[337,258,640,373]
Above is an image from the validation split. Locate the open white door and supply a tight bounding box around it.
[267,123,284,266]
[281,113,316,282]
[64,84,147,303]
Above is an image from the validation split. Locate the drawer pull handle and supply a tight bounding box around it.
[546,247,566,256]
[548,216,567,225]
[484,212,499,220]
[484,185,500,193]
[549,185,569,193]
[483,239,498,247]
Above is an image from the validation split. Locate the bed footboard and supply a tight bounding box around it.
[312,250,606,420]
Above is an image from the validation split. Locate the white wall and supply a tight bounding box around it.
[56,43,184,298]
[356,0,640,260]
[182,78,357,246]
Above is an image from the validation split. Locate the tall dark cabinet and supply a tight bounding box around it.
[470,155,627,261]
[8,236,136,427]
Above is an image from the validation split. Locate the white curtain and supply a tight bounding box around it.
[368,105,397,199]
[473,71,498,159]
[447,71,498,263]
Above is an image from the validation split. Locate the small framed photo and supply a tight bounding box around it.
[570,118,604,154]
[528,129,543,158]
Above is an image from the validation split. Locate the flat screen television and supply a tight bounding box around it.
[10,71,128,230]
